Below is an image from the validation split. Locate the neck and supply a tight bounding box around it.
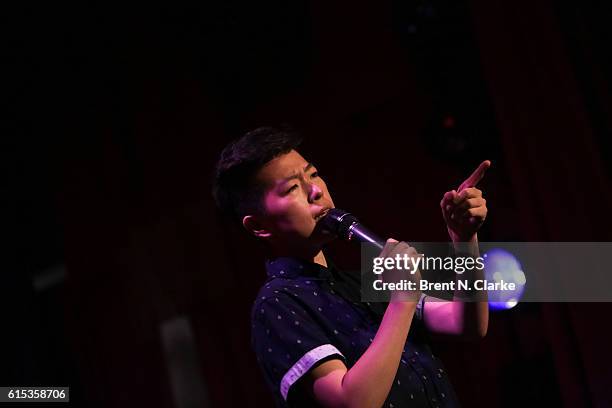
[313,250,327,267]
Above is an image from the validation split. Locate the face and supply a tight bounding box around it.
[249,149,336,253]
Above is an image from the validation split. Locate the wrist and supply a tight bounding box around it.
[390,289,422,304]
[448,227,478,243]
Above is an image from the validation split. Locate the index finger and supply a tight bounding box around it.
[457,160,491,192]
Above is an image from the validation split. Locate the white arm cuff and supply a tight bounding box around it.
[280,344,344,401]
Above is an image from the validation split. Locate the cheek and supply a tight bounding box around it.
[264,192,293,217]
[264,195,311,228]
[263,194,285,216]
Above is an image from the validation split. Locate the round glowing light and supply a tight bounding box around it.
[483,248,526,311]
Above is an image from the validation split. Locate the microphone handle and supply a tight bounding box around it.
[346,222,385,251]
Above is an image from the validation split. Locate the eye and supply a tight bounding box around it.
[310,171,319,178]
[286,185,298,194]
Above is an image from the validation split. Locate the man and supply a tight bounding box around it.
[213,127,489,407]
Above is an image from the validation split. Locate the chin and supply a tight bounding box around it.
[310,226,336,246]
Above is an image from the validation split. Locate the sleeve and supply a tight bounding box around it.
[251,294,346,403]
[415,292,427,321]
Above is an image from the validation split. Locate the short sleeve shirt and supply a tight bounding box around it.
[251,256,461,408]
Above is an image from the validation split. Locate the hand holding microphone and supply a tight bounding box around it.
[321,210,422,302]
[378,238,423,302]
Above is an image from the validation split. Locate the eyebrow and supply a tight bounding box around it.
[280,162,314,184]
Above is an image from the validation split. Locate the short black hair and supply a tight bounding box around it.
[212,126,303,223]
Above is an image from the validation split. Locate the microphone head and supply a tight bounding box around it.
[321,208,359,241]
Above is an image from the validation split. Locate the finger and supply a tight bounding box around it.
[440,190,454,206]
[380,238,399,257]
[469,216,484,225]
[457,160,491,192]
[449,190,459,208]
[441,190,456,212]
[461,206,487,219]
[393,242,422,265]
[453,202,486,219]
[393,241,414,257]
[453,188,482,204]
[458,197,486,210]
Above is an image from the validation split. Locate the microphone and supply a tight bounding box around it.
[321,208,384,251]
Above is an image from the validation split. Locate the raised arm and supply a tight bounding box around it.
[424,160,491,339]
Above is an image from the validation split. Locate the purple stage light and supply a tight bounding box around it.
[483,248,526,310]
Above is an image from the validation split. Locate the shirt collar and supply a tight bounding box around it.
[265,256,332,280]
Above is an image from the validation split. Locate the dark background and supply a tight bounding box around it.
[5,0,612,406]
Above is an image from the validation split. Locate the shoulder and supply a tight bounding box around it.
[251,277,324,317]
[251,280,303,322]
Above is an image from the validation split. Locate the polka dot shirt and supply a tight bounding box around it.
[251,256,461,407]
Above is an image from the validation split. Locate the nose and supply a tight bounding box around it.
[308,182,323,203]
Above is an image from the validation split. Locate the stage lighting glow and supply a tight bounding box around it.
[483,249,526,310]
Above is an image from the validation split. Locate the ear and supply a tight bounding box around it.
[242,215,272,239]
